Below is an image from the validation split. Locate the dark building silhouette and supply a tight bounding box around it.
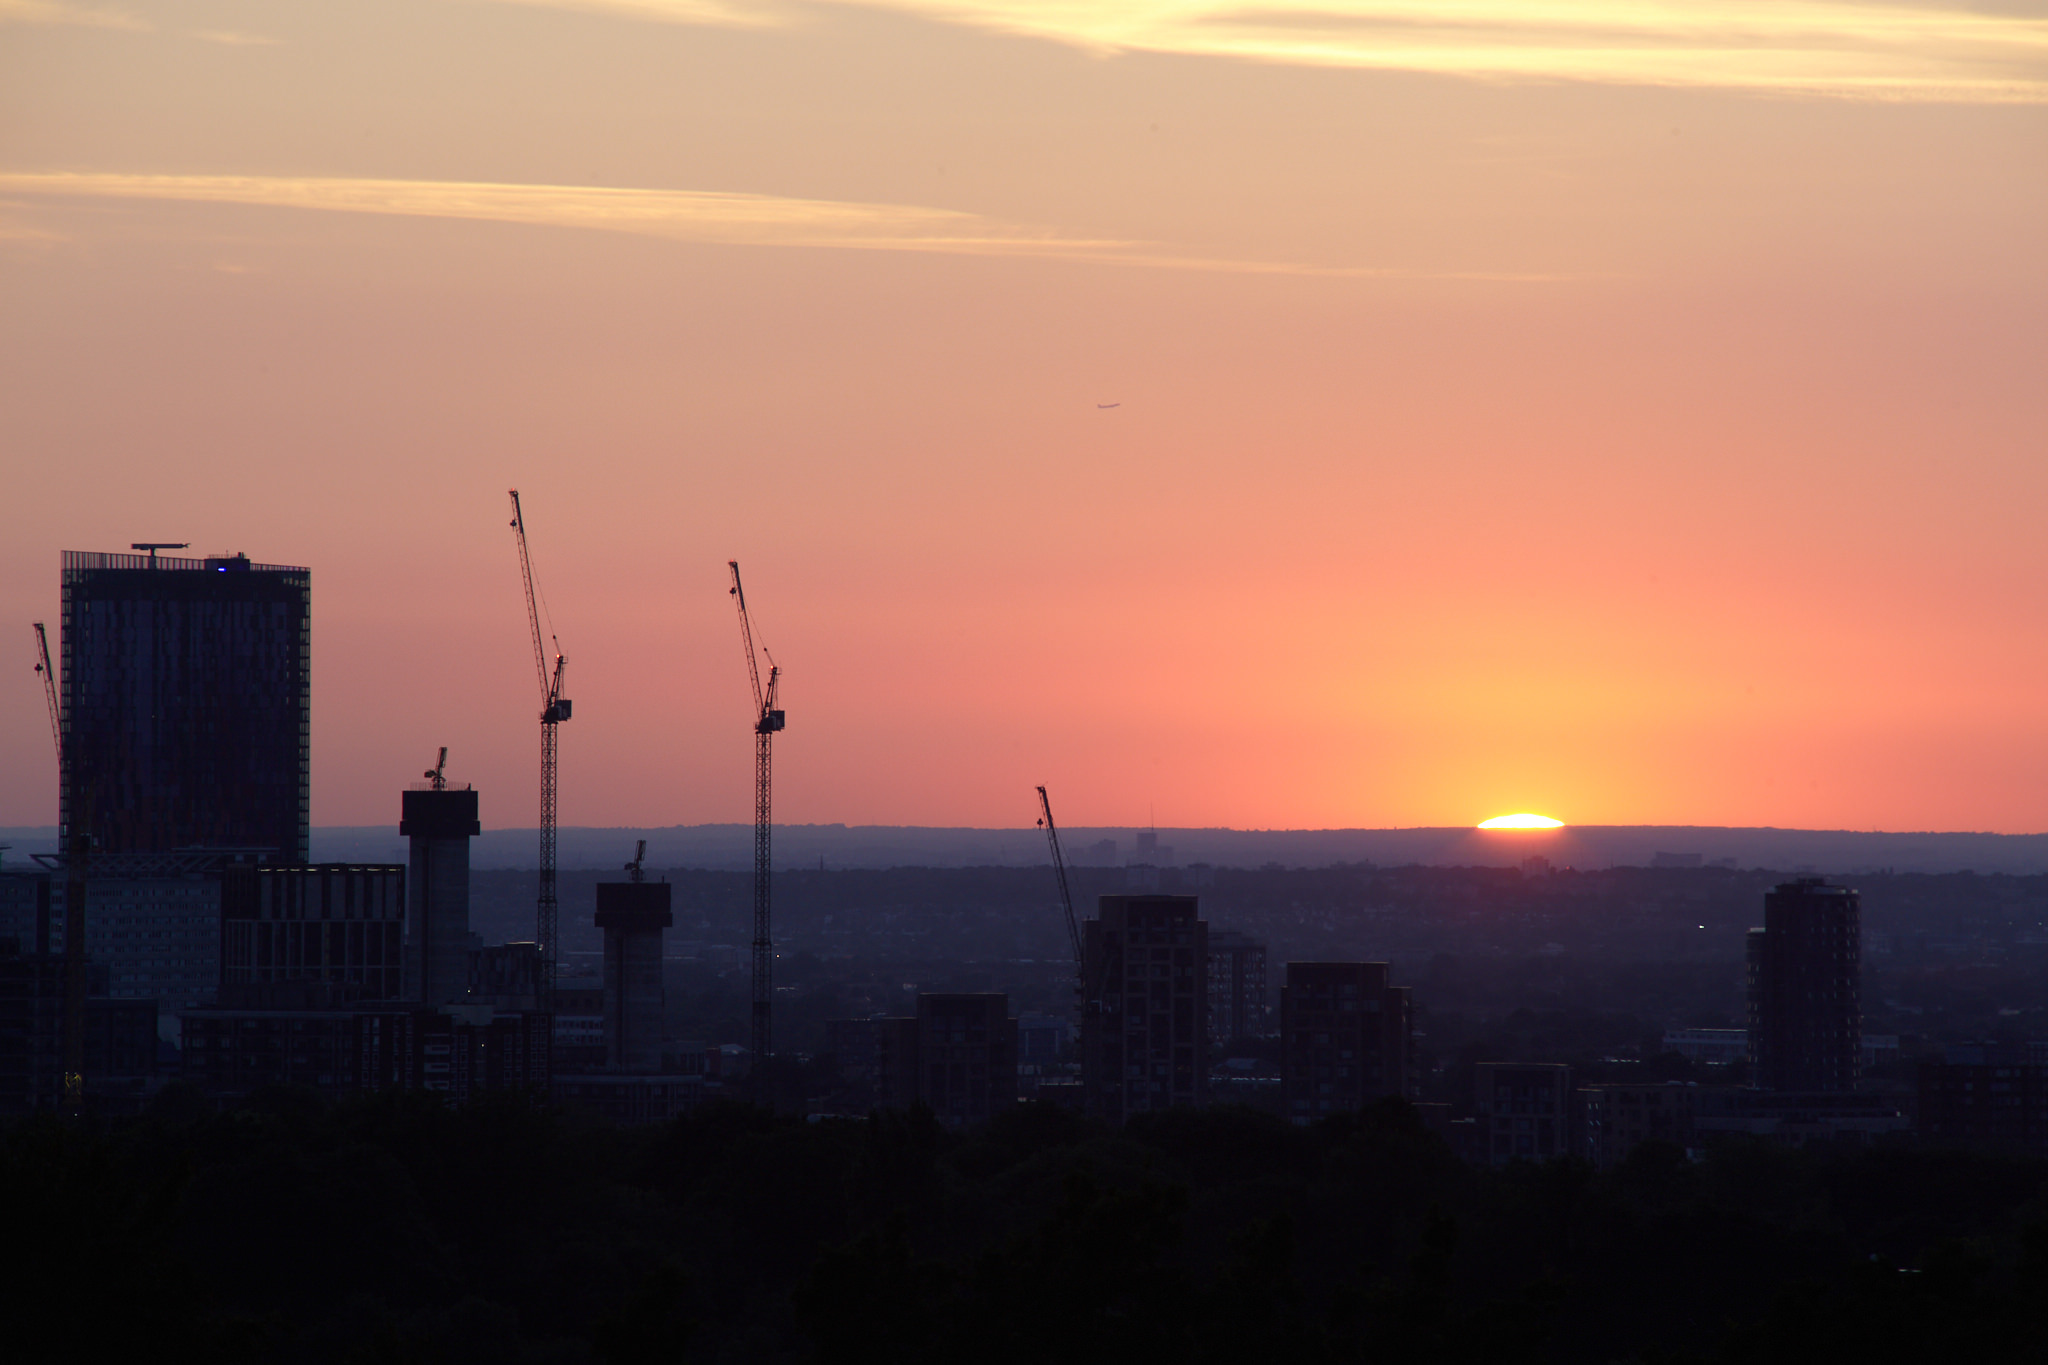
[0,862,53,955]
[1081,894,1209,1122]
[61,549,310,861]
[42,850,258,1009]
[1917,1043,2048,1154]
[552,1073,706,1124]
[401,786,479,1005]
[1279,961,1411,1122]
[1580,1082,1705,1167]
[0,940,158,1114]
[1748,878,1861,1092]
[595,879,671,1072]
[220,862,405,1005]
[916,993,1017,1127]
[181,1006,358,1096]
[826,1015,921,1111]
[184,1003,550,1102]
[552,985,605,1069]
[357,1004,551,1099]
[1476,1062,1575,1164]
[1207,930,1269,1044]
[470,941,543,1011]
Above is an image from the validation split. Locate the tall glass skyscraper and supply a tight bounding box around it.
[61,549,310,863]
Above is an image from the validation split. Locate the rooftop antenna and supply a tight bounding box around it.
[425,746,448,791]
[627,839,647,884]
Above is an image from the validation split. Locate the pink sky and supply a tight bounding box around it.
[3,0,2046,833]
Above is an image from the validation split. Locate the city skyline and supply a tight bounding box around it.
[5,0,2045,834]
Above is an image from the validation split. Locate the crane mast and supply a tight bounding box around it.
[34,623,87,1110]
[729,561,783,1067]
[510,490,571,1012]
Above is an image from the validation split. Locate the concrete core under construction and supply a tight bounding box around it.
[595,879,671,1072]
[400,787,479,1005]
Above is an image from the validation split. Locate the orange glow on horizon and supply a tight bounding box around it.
[1478,814,1566,830]
[0,0,2043,833]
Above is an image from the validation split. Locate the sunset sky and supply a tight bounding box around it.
[3,0,2045,834]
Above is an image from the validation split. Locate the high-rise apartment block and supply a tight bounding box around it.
[401,786,479,1006]
[1279,961,1411,1122]
[595,878,671,1072]
[61,550,310,862]
[1080,894,1208,1123]
[1207,930,1269,1044]
[1747,879,1861,1093]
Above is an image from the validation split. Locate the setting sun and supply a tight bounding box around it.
[1478,814,1565,830]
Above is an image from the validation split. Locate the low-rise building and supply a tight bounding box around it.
[0,940,160,1114]
[1661,1028,1749,1066]
[183,1002,550,1104]
[825,1016,920,1112]
[553,1073,707,1124]
[1581,1082,1710,1166]
[1917,1044,2048,1154]
[916,993,1017,1128]
[1691,1089,1906,1147]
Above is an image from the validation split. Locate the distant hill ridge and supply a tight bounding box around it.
[10,824,2048,874]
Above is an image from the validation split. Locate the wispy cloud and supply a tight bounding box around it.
[0,0,147,28]
[191,29,282,46]
[0,171,1112,255]
[498,0,2048,102]
[474,0,788,27]
[0,171,1562,278]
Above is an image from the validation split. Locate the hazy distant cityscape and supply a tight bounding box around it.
[12,542,2048,1364]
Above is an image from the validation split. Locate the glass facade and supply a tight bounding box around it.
[61,550,310,862]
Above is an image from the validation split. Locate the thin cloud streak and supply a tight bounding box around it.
[0,172,1560,278]
[503,0,2048,102]
[475,0,787,27]
[190,29,283,46]
[0,0,147,28]
[0,172,1102,254]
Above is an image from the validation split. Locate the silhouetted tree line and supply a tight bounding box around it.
[9,1090,2048,1364]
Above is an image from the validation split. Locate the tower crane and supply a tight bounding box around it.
[34,621,87,1111]
[509,490,571,1012]
[728,561,783,1065]
[32,623,59,765]
[1036,786,1084,979]
[1032,785,1097,1031]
